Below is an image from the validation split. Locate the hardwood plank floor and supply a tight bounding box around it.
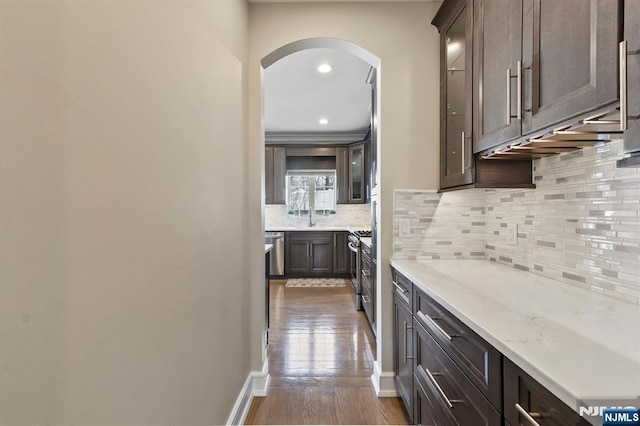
[244,280,410,425]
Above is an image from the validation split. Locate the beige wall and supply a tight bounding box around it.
[0,0,250,423]
[248,2,441,375]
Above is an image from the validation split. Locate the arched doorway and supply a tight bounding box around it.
[253,38,388,423]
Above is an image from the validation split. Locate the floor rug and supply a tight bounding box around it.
[285,278,347,288]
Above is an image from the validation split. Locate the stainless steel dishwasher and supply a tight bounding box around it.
[264,232,285,276]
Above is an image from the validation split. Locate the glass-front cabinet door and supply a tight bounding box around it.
[438,0,473,189]
[349,143,364,203]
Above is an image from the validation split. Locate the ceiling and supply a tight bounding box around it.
[264,48,373,144]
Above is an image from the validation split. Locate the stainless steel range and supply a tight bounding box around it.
[348,230,372,310]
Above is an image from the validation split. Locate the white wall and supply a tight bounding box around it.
[248,2,441,377]
[0,0,250,423]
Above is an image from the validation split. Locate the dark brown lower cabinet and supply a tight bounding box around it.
[284,231,350,276]
[394,294,414,422]
[504,358,591,426]
[285,232,332,276]
[413,286,502,409]
[414,321,501,426]
[392,267,593,426]
[361,244,375,331]
[332,232,350,274]
[415,375,449,426]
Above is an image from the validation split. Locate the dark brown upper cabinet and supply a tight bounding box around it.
[435,0,474,188]
[474,0,621,154]
[620,0,640,164]
[265,146,286,204]
[348,143,366,203]
[336,146,350,204]
[433,0,534,191]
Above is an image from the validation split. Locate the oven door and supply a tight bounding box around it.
[347,240,362,310]
[348,241,359,288]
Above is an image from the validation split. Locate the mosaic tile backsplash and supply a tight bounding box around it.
[266,204,371,229]
[393,140,640,305]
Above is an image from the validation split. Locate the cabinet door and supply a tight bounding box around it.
[336,147,349,204]
[504,358,591,426]
[285,240,310,274]
[364,140,372,203]
[439,0,474,189]
[474,0,523,153]
[348,143,365,203]
[273,146,286,204]
[623,0,640,154]
[393,296,414,422]
[265,147,274,204]
[414,322,502,426]
[309,240,333,274]
[332,232,350,274]
[521,0,620,134]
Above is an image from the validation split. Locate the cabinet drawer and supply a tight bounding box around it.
[288,231,332,242]
[392,269,413,309]
[414,321,501,426]
[414,372,454,426]
[413,286,502,410]
[504,358,591,426]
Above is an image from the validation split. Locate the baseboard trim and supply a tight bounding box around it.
[371,361,397,397]
[226,360,270,425]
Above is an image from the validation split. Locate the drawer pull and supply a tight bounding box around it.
[515,403,543,426]
[425,369,454,409]
[417,311,462,341]
[361,269,371,277]
[403,320,414,363]
[392,281,408,293]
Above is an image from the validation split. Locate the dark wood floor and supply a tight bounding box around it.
[245,280,409,425]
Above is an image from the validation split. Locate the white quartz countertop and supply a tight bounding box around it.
[265,244,273,254]
[266,227,369,232]
[390,259,640,417]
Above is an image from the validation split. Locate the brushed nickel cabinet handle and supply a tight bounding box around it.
[516,60,522,121]
[461,131,465,171]
[392,281,408,294]
[515,403,543,426]
[361,269,370,277]
[621,40,628,131]
[416,311,462,341]
[506,63,522,124]
[619,41,640,131]
[403,320,414,363]
[507,67,512,125]
[425,369,453,409]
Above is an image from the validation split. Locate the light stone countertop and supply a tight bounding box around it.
[390,258,640,419]
[266,227,370,232]
[265,244,273,254]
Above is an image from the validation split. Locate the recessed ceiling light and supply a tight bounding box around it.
[318,64,333,73]
[319,118,329,125]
